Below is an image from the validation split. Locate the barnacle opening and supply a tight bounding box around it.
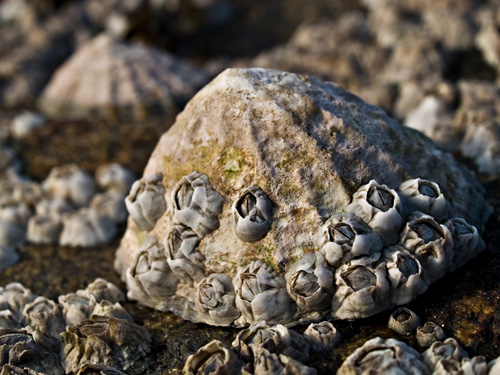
[312,323,333,335]
[394,309,411,323]
[240,274,260,302]
[396,253,419,278]
[199,283,219,309]
[292,271,320,296]
[166,227,183,259]
[418,181,439,198]
[410,220,443,243]
[367,185,394,211]
[328,223,355,245]
[174,182,194,211]
[342,266,376,291]
[237,192,256,218]
[356,348,396,367]
[452,219,473,235]
[197,351,226,373]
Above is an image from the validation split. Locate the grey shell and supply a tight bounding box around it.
[388,307,422,336]
[183,339,244,375]
[26,215,62,245]
[95,163,135,195]
[416,321,447,349]
[445,217,485,272]
[303,321,342,352]
[398,178,451,221]
[59,208,117,247]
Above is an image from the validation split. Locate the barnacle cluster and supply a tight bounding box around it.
[0,279,150,374]
[125,172,486,326]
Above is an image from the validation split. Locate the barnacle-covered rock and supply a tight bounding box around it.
[232,185,272,242]
[42,164,95,208]
[331,254,390,320]
[90,191,128,223]
[26,215,62,245]
[445,218,485,272]
[125,173,166,232]
[398,179,451,221]
[284,252,334,312]
[0,246,20,273]
[95,164,135,195]
[317,212,383,267]
[0,283,37,319]
[416,321,447,349]
[59,208,117,247]
[172,171,224,238]
[337,337,431,375]
[60,316,151,373]
[195,273,240,326]
[388,307,422,336]
[183,340,244,375]
[303,321,341,352]
[233,261,294,325]
[422,338,469,370]
[344,180,405,245]
[22,296,65,341]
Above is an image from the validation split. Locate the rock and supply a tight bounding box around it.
[116,68,490,326]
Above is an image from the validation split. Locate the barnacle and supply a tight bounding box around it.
[26,215,62,245]
[125,173,166,231]
[0,283,37,320]
[0,309,21,330]
[422,338,469,370]
[12,181,43,206]
[35,198,74,217]
[59,208,117,247]
[317,212,383,267]
[90,191,128,223]
[344,180,405,245]
[433,356,488,375]
[398,179,451,221]
[91,300,133,323]
[0,204,32,228]
[22,296,65,341]
[172,171,224,238]
[416,321,447,349]
[84,278,124,304]
[195,273,240,326]
[165,225,205,284]
[183,340,244,375]
[303,321,342,352]
[95,163,135,195]
[251,346,317,375]
[284,251,334,311]
[388,307,422,336]
[233,261,294,324]
[232,186,273,242]
[445,217,485,272]
[58,292,95,327]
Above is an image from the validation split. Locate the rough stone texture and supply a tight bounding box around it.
[116,68,490,326]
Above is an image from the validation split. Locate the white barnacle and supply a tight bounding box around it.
[331,253,391,320]
[0,282,37,319]
[384,245,428,305]
[0,219,25,249]
[422,338,469,370]
[344,180,405,245]
[125,173,166,231]
[0,309,21,329]
[232,185,272,242]
[22,296,66,341]
[172,171,224,238]
[398,179,451,221]
[303,321,342,352]
[126,236,178,306]
[251,346,317,375]
[0,203,32,228]
[337,337,431,375]
[95,163,135,195]
[11,180,43,206]
[284,252,335,311]
[90,191,128,223]
[233,260,294,325]
[59,208,117,247]
[445,217,485,272]
[488,357,500,374]
[317,212,383,267]
[26,214,62,245]
[84,278,124,304]
[58,291,95,327]
[91,300,133,323]
[388,307,422,336]
[399,212,454,284]
[35,198,74,217]
[183,340,244,375]
[416,321,447,349]
[195,273,240,326]
[164,225,205,284]
[42,164,96,207]
[433,356,488,375]
[0,246,20,272]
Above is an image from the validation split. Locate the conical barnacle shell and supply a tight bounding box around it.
[399,212,454,284]
[58,292,95,327]
[445,217,485,272]
[433,356,488,375]
[0,203,32,228]
[127,235,178,306]
[35,198,74,217]
[172,171,224,238]
[384,245,428,305]
[84,278,124,304]
[95,163,135,195]
[422,338,469,370]
[331,253,391,320]
[59,208,117,247]
[0,309,21,329]
[303,321,342,352]
[91,300,133,323]
[125,173,166,231]
[317,212,383,267]
[195,273,240,326]
[388,307,422,336]
[344,180,405,245]
[22,296,65,341]
[11,180,42,206]
[39,34,209,120]
[26,214,62,245]
[0,219,25,249]
[0,246,20,272]
[233,260,295,325]
[76,364,127,375]
[285,251,335,311]
[337,337,431,375]
[0,282,37,319]
[398,179,451,221]
[489,357,500,374]
[183,339,244,375]
[90,191,128,223]
[232,185,273,242]
[251,346,317,375]
[416,321,447,349]
[164,225,205,284]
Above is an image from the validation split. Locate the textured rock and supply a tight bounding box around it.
[116,68,490,326]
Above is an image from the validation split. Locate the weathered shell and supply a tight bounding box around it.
[0,282,37,319]
[337,337,431,375]
[125,173,166,231]
[90,191,128,223]
[84,278,124,304]
[35,198,74,217]
[22,296,65,341]
[183,339,244,375]
[95,163,135,195]
[317,212,383,267]
[422,338,469,370]
[58,292,95,327]
[398,178,451,221]
[0,203,32,228]
[0,219,25,249]
[0,309,21,329]
[233,261,294,325]
[445,217,485,272]
[232,185,273,242]
[433,356,488,375]
[303,321,342,352]
[59,208,117,247]
[251,346,317,375]
[195,273,240,326]
[26,215,62,245]
[172,171,224,238]
[11,180,43,206]
[0,246,20,272]
[416,321,447,349]
[91,300,133,323]
[388,307,422,336]
[331,254,390,320]
[284,251,334,311]
[76,364,127,375]
[344,180,405,245]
